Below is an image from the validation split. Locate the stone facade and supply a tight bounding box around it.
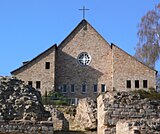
[11,46,56,95]
[112,44,156,91]
[55,20,112,100]
[97,91,160,134]
[11,19,157,98]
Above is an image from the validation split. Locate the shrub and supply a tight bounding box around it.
[131,89,160,100]
[47,91,65,98]
[42,91,70,105]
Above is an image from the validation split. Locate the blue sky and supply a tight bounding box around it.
[0,0,160,76]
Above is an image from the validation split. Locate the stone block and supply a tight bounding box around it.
[113,110,119,115]
[139,109,145,113]
[113,104,119,108]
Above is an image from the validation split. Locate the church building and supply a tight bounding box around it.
[11,19,157,101]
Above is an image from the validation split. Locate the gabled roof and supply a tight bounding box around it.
[11,19,157,76]
[111,43,158,75]
[11,44,57,75]
[58,19,110,49]
[11,19,110,75]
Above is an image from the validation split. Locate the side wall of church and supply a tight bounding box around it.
[112,45,156,91]
[55,22,113,100]
[13,47,56,96]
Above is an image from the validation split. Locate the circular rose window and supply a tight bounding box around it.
[77,52,91,66]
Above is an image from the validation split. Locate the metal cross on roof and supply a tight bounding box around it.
[79,6,89,19]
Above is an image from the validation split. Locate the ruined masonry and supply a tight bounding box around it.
[0,76,53,134]
[97,91,160,134]
[75,97,97,130]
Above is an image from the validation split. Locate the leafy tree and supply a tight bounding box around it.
[135,3,160,68]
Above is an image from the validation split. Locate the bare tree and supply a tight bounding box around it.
[157,73,160,92]
[135,4,160,68]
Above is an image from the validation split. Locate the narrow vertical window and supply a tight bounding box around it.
[28,81,32,87]
[135,80,139,88]
[101,84,106,92]
[36,81,41,89]
[93,84,98,93]
[82,84,87,93]
[127,80,131,88]
[62,84,67,93]
[143,80,148,88]
[45,62,50,69]
[71,84,75,93]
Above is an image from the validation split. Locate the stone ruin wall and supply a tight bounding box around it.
[97,91,160,134]
[116,119,160,134]
[0,120,53,134]
[0,76,53,134]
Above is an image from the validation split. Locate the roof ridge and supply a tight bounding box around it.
[58,19,110,49]
[57,19,88,48]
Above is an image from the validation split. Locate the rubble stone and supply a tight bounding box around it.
[0,76,51,121]
[116,119,160,134]
[97,91,160,134]
[75,97,97,131]
[51,108,69,131]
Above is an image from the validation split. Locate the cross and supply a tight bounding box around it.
[79,6,89,19]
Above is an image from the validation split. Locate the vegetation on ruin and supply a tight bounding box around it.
[131,88,160,100]
[42,91,70,105]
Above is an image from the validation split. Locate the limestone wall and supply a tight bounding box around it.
[97,91,160,134]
